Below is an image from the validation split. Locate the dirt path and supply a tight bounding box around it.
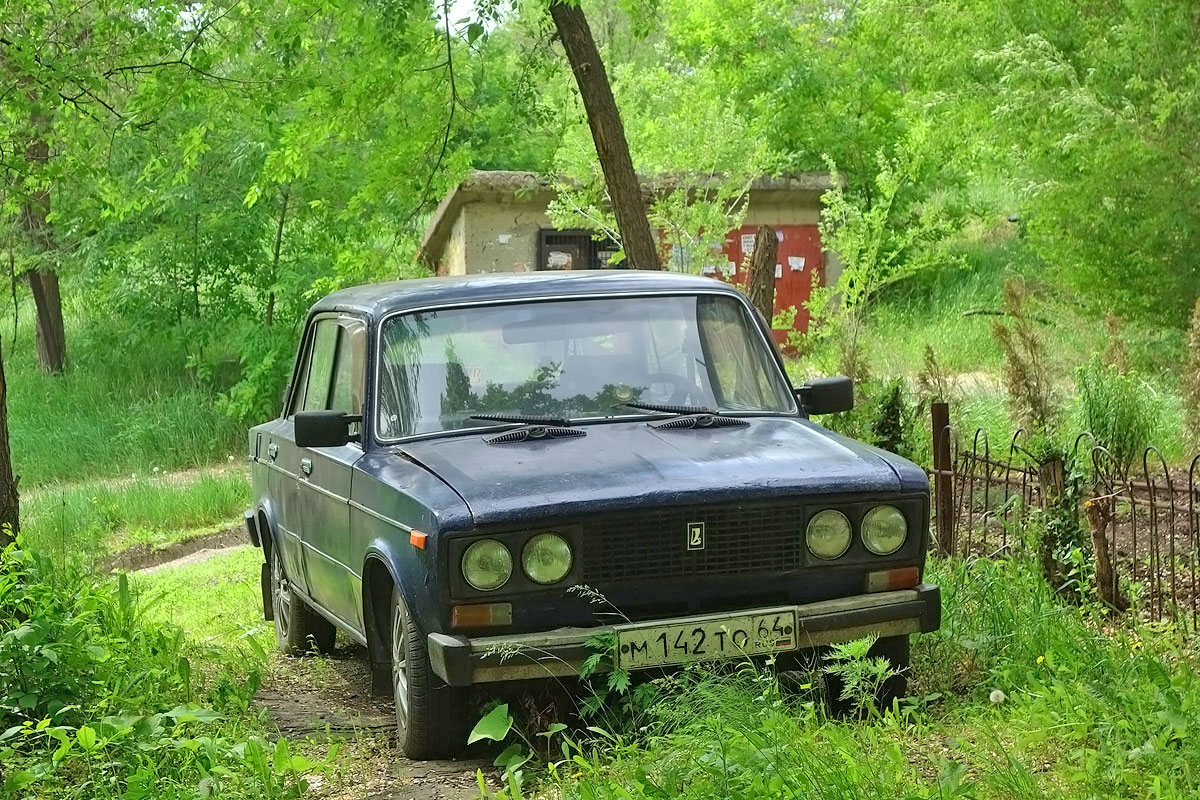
[257,645,492,800]
[105,526,246,573]
[138,537,493,799]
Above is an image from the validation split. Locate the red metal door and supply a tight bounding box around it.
[719,225,825,347]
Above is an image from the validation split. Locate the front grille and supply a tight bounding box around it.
[581,501,806,583]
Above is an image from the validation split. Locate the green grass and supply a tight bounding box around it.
[513,554,1200,800]
[135,545,271,653]
[23,469,251,559]
[6,304,246,487]
[792,232,1193,465]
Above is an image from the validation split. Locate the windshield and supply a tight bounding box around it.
[376,294,794,439]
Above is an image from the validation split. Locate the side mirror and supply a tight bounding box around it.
[295,410,360,448]
[797,376,854,415]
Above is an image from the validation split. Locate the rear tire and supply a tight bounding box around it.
[270,544,337,655]
[823,635,909,716]
[390,589,468,759]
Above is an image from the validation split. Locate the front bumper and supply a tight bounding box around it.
[428,584,940,686]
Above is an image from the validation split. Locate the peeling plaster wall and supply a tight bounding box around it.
[439,208,469,276]
[462,198,551,274]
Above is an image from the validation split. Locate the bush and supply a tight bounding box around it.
[1074,356,1159,473]
[0,540,329,798]
[1184,300,1200,449]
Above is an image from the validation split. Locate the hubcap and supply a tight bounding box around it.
[272,549,292,639]
[391,600,410,729]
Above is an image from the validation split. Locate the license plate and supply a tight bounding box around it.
[616,610,798,670]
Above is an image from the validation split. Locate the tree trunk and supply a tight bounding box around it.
[549,1,660,270]
[28,268,66,373]
[746,225,778,323]
[266,186,290,327]
[1084,498,1128,612]
[19,128,67,373]
[0,338,20,547]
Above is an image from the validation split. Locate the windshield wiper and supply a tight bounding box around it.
[468,413,586,445]
[618,401,750,430]
[469,413,572,427]
[620,401,716,415]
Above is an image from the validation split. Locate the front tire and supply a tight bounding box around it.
[270,544,336,655]
[390,589,468,759]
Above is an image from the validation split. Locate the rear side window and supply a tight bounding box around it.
[302,322,339,412]
[290,317,366,418]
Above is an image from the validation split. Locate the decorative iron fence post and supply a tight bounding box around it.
[931,402,955,555]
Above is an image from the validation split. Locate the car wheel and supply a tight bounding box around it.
[270,544,336,655]
[822,634,909,717]
[390,588,468,759]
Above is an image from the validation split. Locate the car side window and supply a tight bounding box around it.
[302,321,339,412]
[289,317,367,421]
[329,322,366,415]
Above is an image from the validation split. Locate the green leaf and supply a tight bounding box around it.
[76,725,98,752]
[468,704,512,744]
[493,743,528,770]
[606,668,630,694]
[466,22,485,44]
[538,722,568,739]
[3,770,37,793]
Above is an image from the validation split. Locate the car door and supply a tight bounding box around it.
[294,314,367,630]
[261,324,327,597]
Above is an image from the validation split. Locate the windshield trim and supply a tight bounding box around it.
[370,288,798,445]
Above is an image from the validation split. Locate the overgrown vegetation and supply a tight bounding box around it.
[475,554,1200,800]
[0,540,331,799]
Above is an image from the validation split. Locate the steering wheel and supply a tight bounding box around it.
[642,373,694,405]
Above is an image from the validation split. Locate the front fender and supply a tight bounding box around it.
[362,537,446,639]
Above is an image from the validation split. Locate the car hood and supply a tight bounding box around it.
[396,417,927,527]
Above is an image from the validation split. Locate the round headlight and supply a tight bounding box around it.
[807,510,852,560]
[862,505,907,555]
[522,533,573,585]
[462,540,512,591]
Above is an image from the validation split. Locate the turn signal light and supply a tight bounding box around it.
[865,566,920,593]
[451,602,513,629]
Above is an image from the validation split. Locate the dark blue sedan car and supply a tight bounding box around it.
[244,269,939,758]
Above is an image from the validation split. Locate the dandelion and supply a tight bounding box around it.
[227,455,235,462]
[152,466,160,474]
[989,689,1006,704]
[1036,655,1044,664]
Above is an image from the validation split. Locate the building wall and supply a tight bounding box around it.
[441,193,836,289]
[743,201,821,227]
[461,198,549,274]
[441,206,469,276]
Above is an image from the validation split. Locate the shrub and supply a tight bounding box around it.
[1074,356,1158,473]
[1184,299,1200,449]
[0,540,328,798]
[991,279,1058,434]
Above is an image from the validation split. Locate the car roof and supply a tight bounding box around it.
[312,270,743,319]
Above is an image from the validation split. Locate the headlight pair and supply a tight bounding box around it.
[806,505,907,560]
[462,533,573,591]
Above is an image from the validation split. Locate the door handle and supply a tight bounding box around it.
[300,458,312,476]
[267,442,279,460]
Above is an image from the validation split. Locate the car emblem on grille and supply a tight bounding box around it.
[687,521,705,551]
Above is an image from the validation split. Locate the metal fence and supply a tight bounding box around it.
[930,403,1199,632]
